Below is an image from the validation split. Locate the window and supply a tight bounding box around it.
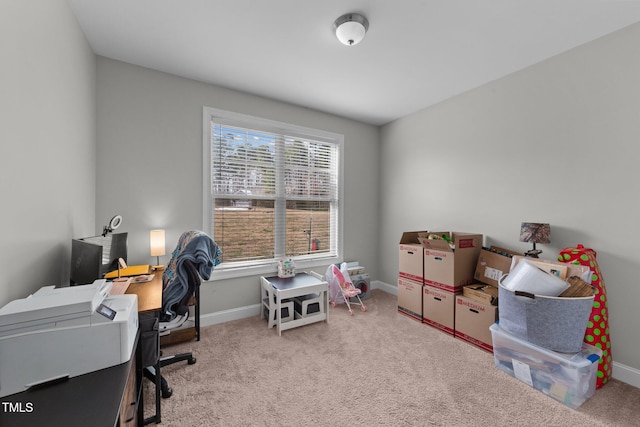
[203,107,343,277]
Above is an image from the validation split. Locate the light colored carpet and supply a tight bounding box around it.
[145,289,640,426]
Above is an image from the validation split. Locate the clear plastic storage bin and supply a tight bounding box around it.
[489,323,602,409]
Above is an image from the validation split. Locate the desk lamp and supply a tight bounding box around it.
[520,222,550,258]
[150,229,166,270]
[102,214,122,236]
[113,258,129,282]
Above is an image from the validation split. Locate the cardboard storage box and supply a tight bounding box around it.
[421,232,482,293]
[422,285,456,335]
[455,294,498,352]
[462,283,498,306]
[399,231,429,283]
[397,277,422,321]
[490,323,602,409]
[498,278,594,353]
[474,247,518,288]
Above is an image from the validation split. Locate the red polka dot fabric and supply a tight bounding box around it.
[558,244,612,389]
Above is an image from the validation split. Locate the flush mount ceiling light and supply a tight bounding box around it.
[333,13,369,46]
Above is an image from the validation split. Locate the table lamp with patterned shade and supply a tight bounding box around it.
[519,222,550,258]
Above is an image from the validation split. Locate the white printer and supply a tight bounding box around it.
[0,280,138,398]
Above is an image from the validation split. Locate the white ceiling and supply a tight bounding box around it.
[68,0,640,126]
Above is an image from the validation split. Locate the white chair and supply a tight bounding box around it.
[260,277,294,328]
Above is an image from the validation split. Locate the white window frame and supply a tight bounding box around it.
[202,106,344,279]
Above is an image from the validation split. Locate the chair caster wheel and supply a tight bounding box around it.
[161,386,173,399]
[188,357,197,365]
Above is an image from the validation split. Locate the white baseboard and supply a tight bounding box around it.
[200,279,640,389]
[200,280,394,328]
[200,304,261,328]
[372,279,397,295]
[612,361,640,389]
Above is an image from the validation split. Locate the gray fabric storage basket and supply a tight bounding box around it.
[498,276,594,353]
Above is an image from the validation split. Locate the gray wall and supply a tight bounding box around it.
[380,23,640,376]
[95,57,380,315]
[0,0,96,306]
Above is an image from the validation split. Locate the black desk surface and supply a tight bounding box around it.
[0,357,132,427]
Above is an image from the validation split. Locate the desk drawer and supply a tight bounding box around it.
[119,355,138,427]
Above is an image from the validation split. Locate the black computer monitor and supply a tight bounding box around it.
[70,232,128,285]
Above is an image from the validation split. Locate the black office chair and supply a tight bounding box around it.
[144,231,220,401]
[143,259,200,398]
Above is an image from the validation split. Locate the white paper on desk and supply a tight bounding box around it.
[512,359,533,387]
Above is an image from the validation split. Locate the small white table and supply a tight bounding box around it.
[261,272,328,336]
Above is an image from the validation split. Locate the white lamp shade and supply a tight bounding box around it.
[334,13,369,46]
[150,229,166,257]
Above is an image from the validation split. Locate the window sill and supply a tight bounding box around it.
[210,255,340,280]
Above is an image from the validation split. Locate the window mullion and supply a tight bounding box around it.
[274,135,286,258]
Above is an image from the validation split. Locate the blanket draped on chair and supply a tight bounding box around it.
[161,230,221,321]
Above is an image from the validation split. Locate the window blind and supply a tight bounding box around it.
[209,119,339,266]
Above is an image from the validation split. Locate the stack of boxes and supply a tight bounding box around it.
[398,231,427,322]
[398,233,602,408]
[398,231,483,336]
[398,233,520,352]
[421,232,482,335]
[454,247,516,352]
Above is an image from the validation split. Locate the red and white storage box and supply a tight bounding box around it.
[420,231,482,293]
[399,231,428,283]
[397,278,422,321]
[422,284,456,335]
[489,323,602,409]
[454,293,498,352]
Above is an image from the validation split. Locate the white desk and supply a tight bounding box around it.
[262,272,328,336]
